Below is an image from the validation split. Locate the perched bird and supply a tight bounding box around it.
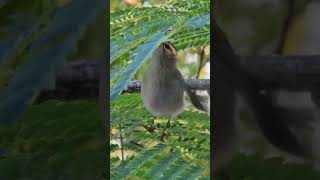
[141,41,207,141]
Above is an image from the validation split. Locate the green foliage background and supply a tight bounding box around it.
[110,0,209,100]
[216,0,320,179]
[110,0,210,179]
[111,94,210,179]
[0,100,106,179]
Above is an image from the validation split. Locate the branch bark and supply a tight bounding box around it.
[241,55,320,90]
[123,79,210,93]
[35,54,320,103]
[34,60,210,103]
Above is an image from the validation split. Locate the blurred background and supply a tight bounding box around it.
[0,1,106,179]
[216,0,320,178]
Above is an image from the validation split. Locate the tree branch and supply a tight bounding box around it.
[241,55,320,90]
[123,79,210,93]
[35,54,320,103]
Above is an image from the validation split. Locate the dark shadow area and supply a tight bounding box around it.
[0,1,107,179]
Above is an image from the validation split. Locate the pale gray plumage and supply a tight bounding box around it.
[142,42,185,118]
[141,42,207,141]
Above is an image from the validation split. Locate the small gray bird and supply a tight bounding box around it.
[141,41,207,141]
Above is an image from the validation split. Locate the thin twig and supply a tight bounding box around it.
[119,121,124,161]
[196,46,206,79]
[130,140,144,148]
[275,0,295,54]
[142,124,155,133]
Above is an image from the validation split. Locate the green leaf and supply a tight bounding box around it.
[0,0,104,124]
[110,30,168,100]
[146,152,180,179]
[110,0,210,101]
[112,144,167,179]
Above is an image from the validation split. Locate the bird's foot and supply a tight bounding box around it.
[160,131,167,142]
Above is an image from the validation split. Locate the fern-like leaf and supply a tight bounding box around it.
[110,0,210,100]
[144,151,180,179]
[112,143,167,179]
[112,144,209,180]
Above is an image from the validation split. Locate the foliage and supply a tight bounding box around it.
[110,0,210,178]
[0,100,106,180]
[110,94,210,179]
[0,0,106,123]
[110,0,210,100]
[112,144,209,180]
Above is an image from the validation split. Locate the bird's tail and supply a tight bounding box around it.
[242,81,313,159]
[185,84,208,112]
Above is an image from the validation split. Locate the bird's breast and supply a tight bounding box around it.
[142,75,184,117]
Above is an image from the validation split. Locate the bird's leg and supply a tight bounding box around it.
[160,116,171,142]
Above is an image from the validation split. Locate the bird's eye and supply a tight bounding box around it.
[164,43,171,50]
